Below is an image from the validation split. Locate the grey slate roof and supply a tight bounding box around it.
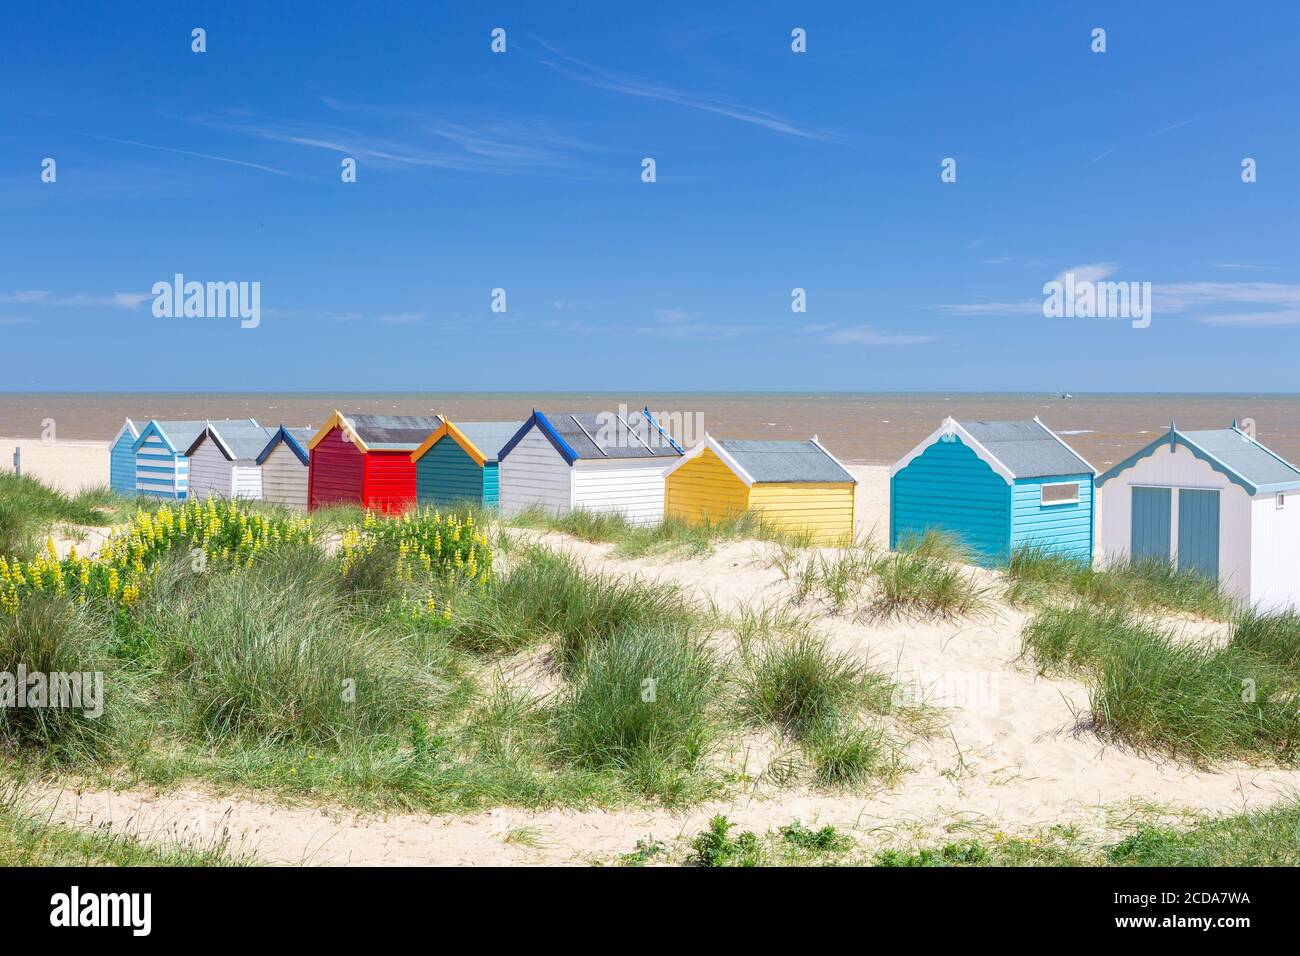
[284,426,315,447]
[456,421,526,462]
[717,439,855,484]
[347,414,442,450]
[1182,429,1300,489]
[542,411,682,460]
[155,419,258,454]
[204,422,276,460]
[959,419,1092,479]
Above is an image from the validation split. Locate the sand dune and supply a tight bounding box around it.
[14,445,1300,865]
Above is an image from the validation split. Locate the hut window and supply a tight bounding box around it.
[1040,482,1080,505]
[1278,493,1286,510]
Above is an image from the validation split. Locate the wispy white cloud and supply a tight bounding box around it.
[1153,117,1196,135]
[84,134,309,179]
[377,311,423,325]
[1157,281,1300,312]
[821,325,936,346]
[542,307,749,340]
[1053,262,1118,285]
[636,307,752,340]
[534,39,840,142]
[202,100,599,177]
[1199,310,1300,327]
[0,290,147,309]
[654,307,691,323]
[933,299,1040,316]
[1214,263,1282,272]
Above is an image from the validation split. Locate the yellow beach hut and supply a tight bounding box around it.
[664,434,857,544]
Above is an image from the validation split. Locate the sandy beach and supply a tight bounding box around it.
[0,437,109,493]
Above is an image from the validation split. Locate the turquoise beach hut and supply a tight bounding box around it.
[109,418,142,496]
[409,419,524,509]
[889,417,1096,565]
[131,418,260,500]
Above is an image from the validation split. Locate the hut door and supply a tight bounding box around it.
[1176,488,1220,582]
[1130,487,1171,564]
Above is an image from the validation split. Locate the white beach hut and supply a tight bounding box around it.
[184,421,275,501]
[257,425,314,510]
[497,409,682,525]
[1096,423,1300,610]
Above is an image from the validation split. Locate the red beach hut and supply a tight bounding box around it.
[307,410,443,513]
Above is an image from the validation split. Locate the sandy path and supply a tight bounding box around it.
[29,530,1300,866]
[0,437,110,493]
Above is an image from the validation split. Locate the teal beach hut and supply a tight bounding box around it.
[132,418,260,499]
[109,418,142,496]
[410,419,524,509]
[889,417,1096,565]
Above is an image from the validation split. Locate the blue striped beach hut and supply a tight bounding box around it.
[109,418,143,496]
[131,418,260,499]
[890,417,1096,565]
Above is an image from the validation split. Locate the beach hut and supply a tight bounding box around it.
[307,411,442,513]
[1096,423,1300,609]
[184,421,276,501]
[109,418,142,496]
[410,420,524,509]
[889,417,1095,565]
[664,435,858,545]
[257,426,315,511]
[131,418,261,500]
[497,409,682,525]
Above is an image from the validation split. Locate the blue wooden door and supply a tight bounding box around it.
[1177,489,1220,582]
[1131,487,1171,564]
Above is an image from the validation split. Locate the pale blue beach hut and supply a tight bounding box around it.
[889,417,1096,565]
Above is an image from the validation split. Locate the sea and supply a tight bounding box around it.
[2,392,1297,470]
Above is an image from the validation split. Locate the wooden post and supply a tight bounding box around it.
[12,446,19,477]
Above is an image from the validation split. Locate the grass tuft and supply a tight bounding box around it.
[1022,603,1300,765]
[552,625,720,802]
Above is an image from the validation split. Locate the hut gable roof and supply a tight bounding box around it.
[667,434,856,486]
[133,418,260,455]
[187,422,275,460]
[958,419,1094,479]
[716,438,856,484]
[500,409,683,464]
[1098,425,1300,494]
[256,425,313,466]
[412,420,525,466]
[458,421,527,462]
[112,418,142,445]
[891,417,1093,482]
[309,411,442,453]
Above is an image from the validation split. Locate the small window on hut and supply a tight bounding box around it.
[1040,482,1080,506]
[1277,492,1286,510]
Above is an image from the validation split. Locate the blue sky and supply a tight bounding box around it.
[2,1,1298,391]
